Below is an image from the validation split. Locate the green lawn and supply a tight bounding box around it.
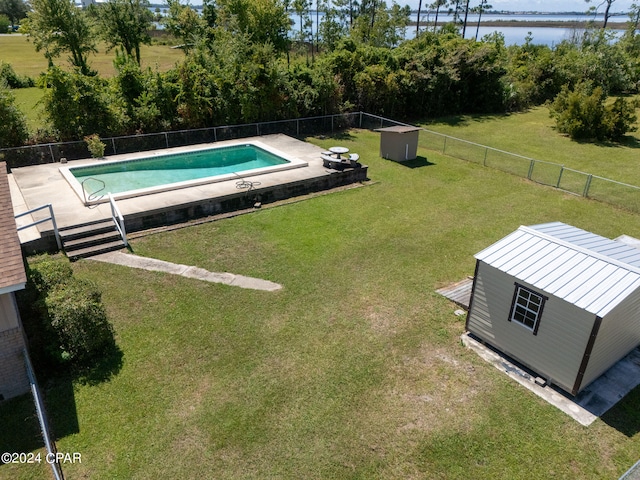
[2,129,640,479]
[423,106,640,186]
[11,87,44,132]
[0,34,184,79]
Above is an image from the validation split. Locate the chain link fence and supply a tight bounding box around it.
[0,113,361,170]
[2,111,640,214]
[414,125,640,214]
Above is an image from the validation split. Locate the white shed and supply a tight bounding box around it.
[466,222,640,396]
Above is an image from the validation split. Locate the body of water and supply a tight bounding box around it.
[152,8,630,47]
[288,12,630,46]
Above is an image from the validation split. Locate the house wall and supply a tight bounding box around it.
[467,262,596,394]
[582,289,640,390]
[0,293,28,400]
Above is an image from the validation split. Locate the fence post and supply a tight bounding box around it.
[359,112,363,128]
[164,132,169,149]
[483,148,488,167]
[111,138,116,154]
[214,127,217,142]
[331,115,334,133]
[49,145,55,163]
[556,166,564,188]
[583,174,593,197]
[442,137,447,155]
[256,123,260,136]
[297,119,299,136]
[527,159,535,180]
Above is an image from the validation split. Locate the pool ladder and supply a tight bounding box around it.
[81,177,106,204]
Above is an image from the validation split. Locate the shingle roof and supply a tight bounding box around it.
[475,222,640,317]
[0,162,26,293]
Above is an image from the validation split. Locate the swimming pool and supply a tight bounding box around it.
[60,141,307,205]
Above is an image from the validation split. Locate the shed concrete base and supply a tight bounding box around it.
[461,332,640,426]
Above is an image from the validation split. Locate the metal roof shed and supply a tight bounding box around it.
[375,126,420,162]
[466,222,640,396]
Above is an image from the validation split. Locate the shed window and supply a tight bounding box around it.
[509,284,547,335]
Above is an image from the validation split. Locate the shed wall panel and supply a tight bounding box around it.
[467,263,593,393]
[582,290,640,388]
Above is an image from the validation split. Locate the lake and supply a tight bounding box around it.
[289,12,630,46]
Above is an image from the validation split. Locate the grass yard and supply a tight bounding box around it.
[424,106,640,186]
[0,34,184,78]
[3,129,640,479]
[11,88,45,131]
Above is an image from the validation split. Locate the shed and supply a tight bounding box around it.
[0,162,29,400]
[466,222,640,396]
[375,126,420,162]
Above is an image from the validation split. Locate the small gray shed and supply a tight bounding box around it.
[375,126,420,162]
[466,222,640,396]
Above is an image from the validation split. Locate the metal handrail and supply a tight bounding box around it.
[15,204,62,250]
[109,193,128,247]
[81,177,106,204]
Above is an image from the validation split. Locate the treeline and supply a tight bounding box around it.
[2,0,640,147]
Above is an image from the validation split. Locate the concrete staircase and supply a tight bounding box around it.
[60,219,126,261]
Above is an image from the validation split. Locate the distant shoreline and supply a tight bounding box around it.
[409,20,629,29]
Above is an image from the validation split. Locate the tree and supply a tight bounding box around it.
[550,81,637,141]
[39,67,123,139]
[430,0,447,33]
[162,0,207,53]
[474,0,491,41]
[585,0,616,28]
[23,0,96,74]
[292,0,312,62]
[0,81,29,147]
[0,0,28,29]
[90,0,154,66]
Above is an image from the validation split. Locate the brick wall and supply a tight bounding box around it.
[0,327,29,400]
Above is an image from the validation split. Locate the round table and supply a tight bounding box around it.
[329,146,349,158]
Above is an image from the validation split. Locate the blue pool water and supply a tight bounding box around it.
[71,144,290,195]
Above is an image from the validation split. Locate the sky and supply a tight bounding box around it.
[402,0,634,13]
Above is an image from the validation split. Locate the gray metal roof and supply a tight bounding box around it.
[475,222,640,317]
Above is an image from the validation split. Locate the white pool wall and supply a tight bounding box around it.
[59,140,308,206]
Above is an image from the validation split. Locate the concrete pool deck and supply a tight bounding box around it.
[8,134,367,249]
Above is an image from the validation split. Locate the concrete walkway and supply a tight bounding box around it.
[462,333,640,426]
[89,251,282,291]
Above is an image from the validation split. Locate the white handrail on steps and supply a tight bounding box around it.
[15,204,62,250]
[109,193,128,247]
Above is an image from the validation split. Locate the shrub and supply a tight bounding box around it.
[16,255,115,371]
[0,62,35,88]
[84,133,106,158]
[549,82,637,141]
[0,14,9,34]
[0,82,29,147]
[45,278,114,364]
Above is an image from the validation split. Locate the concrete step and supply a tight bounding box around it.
[60,218,126,261]
[60,219,116,242]
[66,240,126,261]
[63,230,122,251]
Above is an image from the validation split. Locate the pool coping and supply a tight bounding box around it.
[59,140,308,206]
[10,134,368,251]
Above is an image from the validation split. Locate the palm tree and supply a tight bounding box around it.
[475,0,491,41]
[430,0,447,33]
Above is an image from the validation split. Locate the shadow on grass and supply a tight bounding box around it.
[424,112,514,128]
[47,340,124,439]
[600,384,640,437]
[0,393,45,454]
[0,340,123,455]
[304,131,358,142]
[395,156,435,169]
[573,136,640,150]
